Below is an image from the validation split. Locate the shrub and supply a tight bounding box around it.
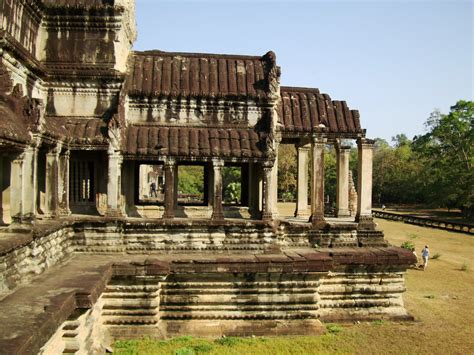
[408,233,418,240]
[424,295,435,299]
[193,343,214,353]
[401,241,415,250]
[215,336,241,346]
[174,347,195,355]
[460,263,469,271]
[326,324,343,334]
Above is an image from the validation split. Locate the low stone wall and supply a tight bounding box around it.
[73,220,278,253]
[0,224,74,296]
[373,210,474,235]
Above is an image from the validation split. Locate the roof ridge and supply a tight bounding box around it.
[281,86,321,94]
[133,50,264,60]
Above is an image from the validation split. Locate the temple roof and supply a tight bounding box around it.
[0,102,31,145]
[278,87,363,135]
[125,50,277,100]
[43,117,108,146]
[41,0,115,7]
[123,125,266,160]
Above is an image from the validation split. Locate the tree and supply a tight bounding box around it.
[413,101,474,216]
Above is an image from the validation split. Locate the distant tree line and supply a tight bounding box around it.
[278,100,473,217]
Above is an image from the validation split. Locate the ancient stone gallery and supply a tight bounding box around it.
[0,0,415,353]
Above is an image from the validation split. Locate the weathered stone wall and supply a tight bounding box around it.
[73,221,277,253]
[0,226,74,296]
[0,0,42,59]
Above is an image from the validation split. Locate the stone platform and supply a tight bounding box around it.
[0,247,414,354]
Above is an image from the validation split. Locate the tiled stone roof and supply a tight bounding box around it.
[126,51,277,100]
[41,0,115,7]
[123,125,266,159]
[43,117,108,146]
[279,87,363,134]
[0,102,31,145]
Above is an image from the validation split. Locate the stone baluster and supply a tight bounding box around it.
[163,158,176,219]
[336,143,351,217]
[356,138,375,230]
[295,143,311,218]
[309,136,326,229]
[211,159,225,221]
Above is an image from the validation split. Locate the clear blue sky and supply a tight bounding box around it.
[134,0,473,142]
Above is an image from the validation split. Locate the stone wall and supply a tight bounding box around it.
[73,220,278,254]
[0,225,74,296]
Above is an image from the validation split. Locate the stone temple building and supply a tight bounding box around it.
[0,1,415,353]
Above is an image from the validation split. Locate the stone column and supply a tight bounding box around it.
[22,147,38,222]
[269,139,280,218]
[248,162,261,218]
[261,163,273,222]
[0,158,3,224]
[335,143,351,217]
[295,143,311,218]
[45,144,61,218]
[211,159,224,221]
[356,138,375,229]
[106,152,123,216]
[58,150,71,215]
[10,147,37,223]
[10,155,23,223]
[309,137,326,229]
[163,159,176,219]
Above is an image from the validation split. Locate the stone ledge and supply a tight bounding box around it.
[0,260,114,355]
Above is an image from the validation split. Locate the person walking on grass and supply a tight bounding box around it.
[421,245,430,270]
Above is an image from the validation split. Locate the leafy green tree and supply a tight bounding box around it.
[413,100,473,216]
[278,144,297,201]
[223,167,241,204]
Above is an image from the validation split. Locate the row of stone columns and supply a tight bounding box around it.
[291,137,374,229]
[6,143,71,224]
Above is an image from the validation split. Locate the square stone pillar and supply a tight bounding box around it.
[356,138,375,230]
[295,144,310,218]
[335,143,351,217]
[211,159,224,221]
[58,150,71,215]
[163,158,176,219]
[248,162,262,219]
[261,163,273,222]
[10,155,23,223]
[309,137,327,229]
[270,141,280,218]
[106,152,124,217]
[10,147,38,223]
[0,156,11,225]
[44,145,61,218]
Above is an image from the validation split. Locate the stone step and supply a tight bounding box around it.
[160,304,319,311]
[160,294,317,305]
[160,310,319,320]
[102,292,159,299]
[161,286,317,294]
[103,317,158,325]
